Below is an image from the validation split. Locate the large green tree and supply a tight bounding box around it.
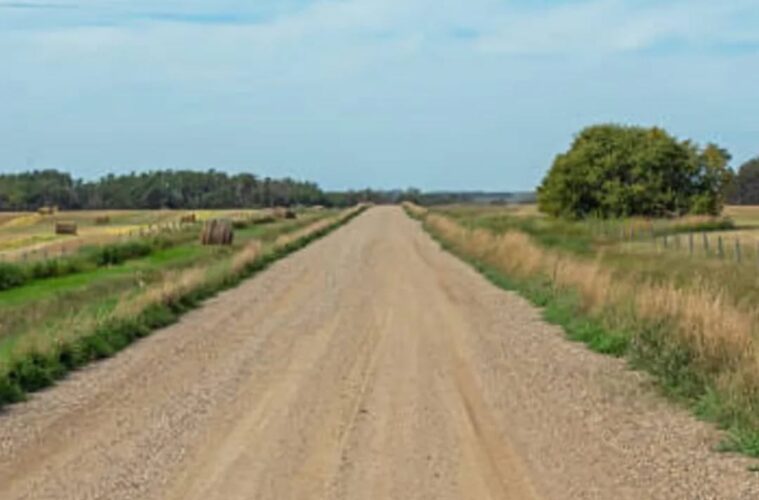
[537,124,732,218]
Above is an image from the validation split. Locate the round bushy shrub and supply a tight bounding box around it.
[538,124,733,218]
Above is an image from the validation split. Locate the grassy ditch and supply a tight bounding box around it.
[403,203,759,457]
[0,205,368,408]
[0,234,189,291]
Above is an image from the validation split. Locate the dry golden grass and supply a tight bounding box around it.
[0,213,26,227]
[0,209,264,259]
[725,205,759,226]
[401,201,428,218]
[424,212,759,420]
[274,204,365,249]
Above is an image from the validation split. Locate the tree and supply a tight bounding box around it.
[537,124,733,218]
[726,156,759,205]
[0,169,333,210]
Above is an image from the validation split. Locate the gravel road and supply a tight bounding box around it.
[0,206,757,499]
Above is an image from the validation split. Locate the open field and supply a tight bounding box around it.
[1,206,757,499]
[0,209,271,261]
[0,206,357,404]
[725,205,759,227]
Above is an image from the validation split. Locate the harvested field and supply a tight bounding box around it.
[0,209,264,261]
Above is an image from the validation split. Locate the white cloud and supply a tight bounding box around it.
[0,0,758,188]
[474,0,759,55]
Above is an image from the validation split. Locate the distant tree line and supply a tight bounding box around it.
[0,169,330,210]
[538,124,734,218]
[0,169,485,210]
[727,157,759,205]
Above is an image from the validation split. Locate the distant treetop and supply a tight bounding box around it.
[727,156,759,205]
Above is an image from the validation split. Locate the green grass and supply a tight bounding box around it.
[432,228,631,358]
[438,204,758,312]
[0,211,330,310]
[438,204,736,258]
[0,217,297,346]
[0,205,367,409]
[0,229,200,292]
[0,267,134,306]
[0,244,212,306]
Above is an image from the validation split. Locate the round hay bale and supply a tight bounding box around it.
[273,207,297,219]
[38,206,57,216]
[200,219,234,245]
[180,213,197,224]
[55,221,77,235]
[94,215,111,225]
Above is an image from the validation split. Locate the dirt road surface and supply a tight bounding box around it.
[0,207,757,499]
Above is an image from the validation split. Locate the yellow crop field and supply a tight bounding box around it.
[0,209,264,260]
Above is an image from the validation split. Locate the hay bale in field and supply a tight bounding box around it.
[200,219,234,245]
[180,213,197,224]
[55,221,77,235]
[94,215,111,225]
[273,207,297,220]
[37,206,57,215]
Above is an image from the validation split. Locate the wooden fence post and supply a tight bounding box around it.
[703,233,710,255]
[718,236,724,259]
[688,233,694,256]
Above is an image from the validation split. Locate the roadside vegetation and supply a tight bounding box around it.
[0,209,286,291]
[402,121,759,456]
[0,205,368,407]
[404,200,759,456]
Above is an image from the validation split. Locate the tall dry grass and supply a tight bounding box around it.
[423,211,759,432]
[402,201,428,219]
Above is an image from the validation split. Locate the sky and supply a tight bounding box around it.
[1,0,758,191]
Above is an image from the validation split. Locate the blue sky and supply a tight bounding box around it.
[1,0,758,190]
